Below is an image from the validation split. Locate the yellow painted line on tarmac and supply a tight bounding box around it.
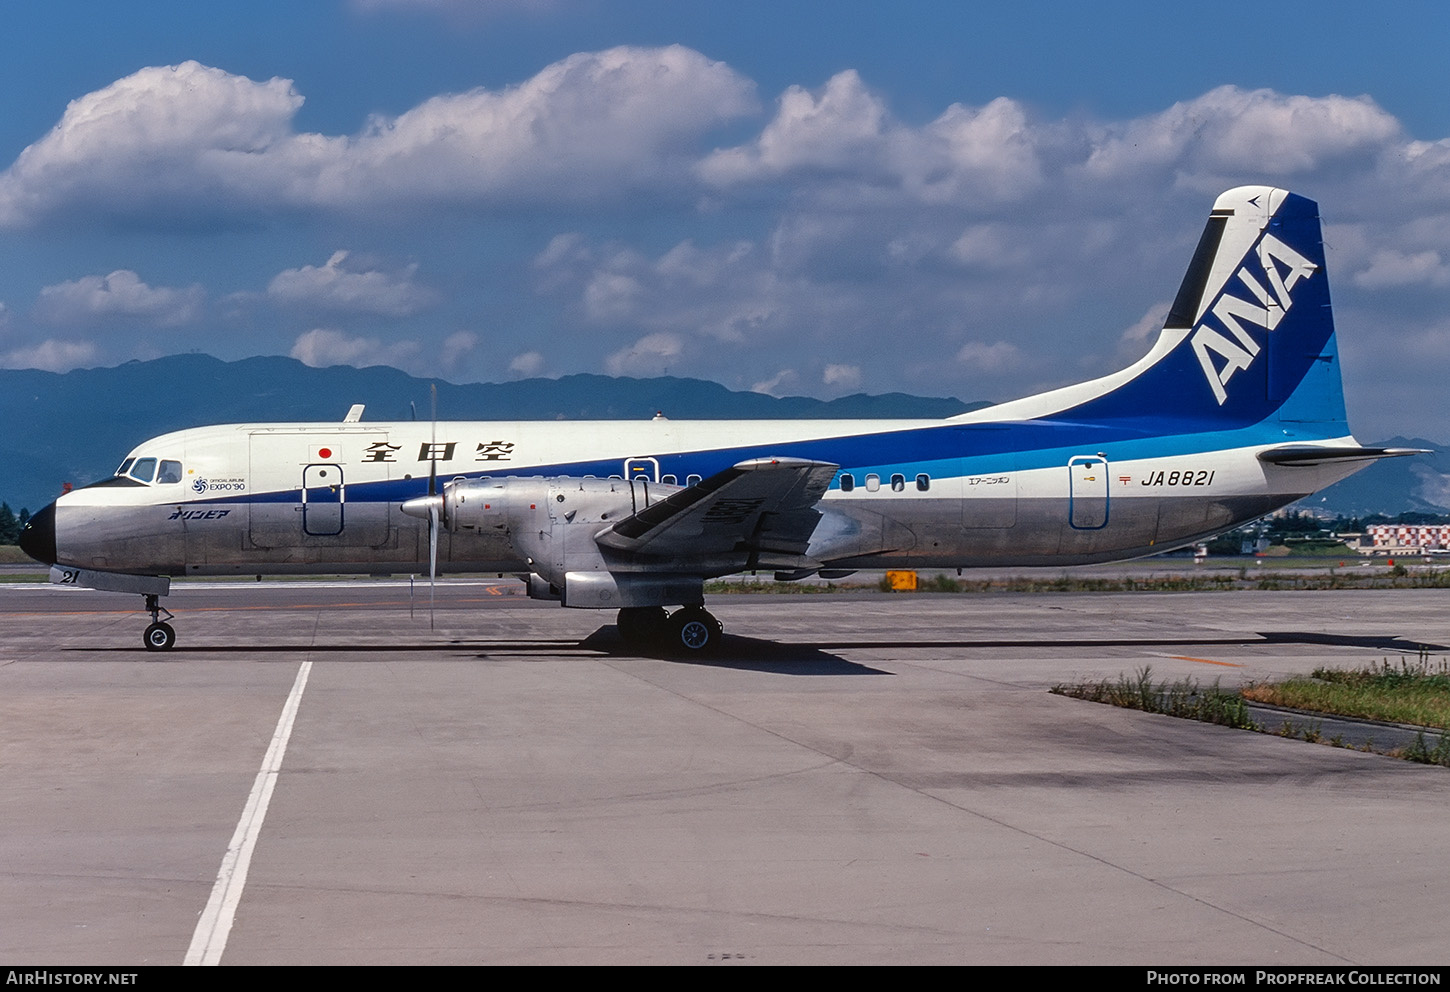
[1169,655,1244,668]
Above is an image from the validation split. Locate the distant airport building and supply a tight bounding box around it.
[1364,524,1450,554]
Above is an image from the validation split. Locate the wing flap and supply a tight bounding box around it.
[596,457,839,559]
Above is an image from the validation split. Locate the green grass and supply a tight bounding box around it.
[703,579,848,594]
[1242,655,1450,730]
[710,566,1450,594]
[1050,667,1258,730]
[1057,656,1450,768]
[0,545,38,565]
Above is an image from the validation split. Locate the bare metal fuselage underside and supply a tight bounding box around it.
[57,487,1296,579]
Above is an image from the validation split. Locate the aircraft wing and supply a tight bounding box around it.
[595,457,839,561]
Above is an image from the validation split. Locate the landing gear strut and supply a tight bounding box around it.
[143,593,176,651]
[616,605,723,655]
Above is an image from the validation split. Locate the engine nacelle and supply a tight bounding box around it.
[441,477,555,536]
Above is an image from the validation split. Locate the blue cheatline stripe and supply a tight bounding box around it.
[196,406,1343,507]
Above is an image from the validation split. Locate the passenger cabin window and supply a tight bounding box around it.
[129,458,157,483]
[661,474,677,485]
[839,473,854,492]
[916,473,930,492]
[890,474,906,492]
[865,473,880,492]
[686,474,702,486]
[157,460,183,484]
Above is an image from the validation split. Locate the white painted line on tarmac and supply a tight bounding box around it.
[184,659,313,966]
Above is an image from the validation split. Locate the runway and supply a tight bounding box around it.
[2,580,1448,965]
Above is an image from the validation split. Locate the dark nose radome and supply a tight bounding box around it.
[19,502,56,566]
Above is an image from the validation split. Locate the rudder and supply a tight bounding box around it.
[1065,186,1346,431]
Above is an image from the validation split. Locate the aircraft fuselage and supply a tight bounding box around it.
[39,416,1362,579]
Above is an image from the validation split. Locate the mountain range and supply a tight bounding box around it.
[1,354,1442,520]
[0,354,978,514]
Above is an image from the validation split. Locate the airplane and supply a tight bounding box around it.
[18,186,1422,653]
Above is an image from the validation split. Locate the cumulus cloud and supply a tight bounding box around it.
[751,369,798,396]
[582,271,645,322]
[535,232,832,350]
[1119,302,1171,346]
[34,270,203,327]
[1411,464,1450,511]
[1082,86,1400,183]
[509,350,545,376]
[268,251,437,315]
[699,70,893,183]
[0,49,756,226]
[1352,249,1450,289]
[701,77,1423,215]
[3,50,1447,428]
[822,363,862,389]
[950,223,1031,270]
[955,341,1023,373]
[1,338,99,372]
[439,331,477,369]
[290,327,421,369]
[605,332,682,376]
[699,71,1043,204]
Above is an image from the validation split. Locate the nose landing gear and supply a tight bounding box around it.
[143,593,176,651]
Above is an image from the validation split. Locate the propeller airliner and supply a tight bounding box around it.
[19,187,1418,653]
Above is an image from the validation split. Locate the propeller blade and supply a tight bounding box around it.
[428,501,438,630]
[429,382,438,629]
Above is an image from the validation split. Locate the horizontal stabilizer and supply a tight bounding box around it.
[1257,445,1429,467]
[596,456,838,559]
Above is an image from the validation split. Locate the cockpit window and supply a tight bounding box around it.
[157,460,183,484]
[115,458,135,477]
[129,458,157,483]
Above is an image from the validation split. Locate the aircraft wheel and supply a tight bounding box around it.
[616,606,669,645]
[668,607,721,655]
[144,622,176,651]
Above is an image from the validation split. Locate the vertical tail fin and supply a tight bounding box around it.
[975,187,1348,431]
[1166,186,1344,426]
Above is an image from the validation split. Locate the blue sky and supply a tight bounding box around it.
[1,0,1448,443]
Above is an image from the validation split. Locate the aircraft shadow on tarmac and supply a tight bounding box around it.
[69,628,1443,673]
[577,629,888,674]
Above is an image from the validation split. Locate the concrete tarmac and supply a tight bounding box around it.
[1,580,1448,965]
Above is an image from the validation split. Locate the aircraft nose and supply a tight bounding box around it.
[18,502,56,566]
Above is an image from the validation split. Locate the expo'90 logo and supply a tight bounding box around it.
[190,478,245,494]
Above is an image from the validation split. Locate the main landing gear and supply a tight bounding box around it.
[616,605,724,655]
[143,593,176,651]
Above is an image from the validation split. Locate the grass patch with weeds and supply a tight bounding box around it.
[0,545,39,565]
[708,566,1450,595]
[1241,653,1450,732]
[1051,667,1258,730]
[1057,656,1450,768]
[703,579,848,594]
